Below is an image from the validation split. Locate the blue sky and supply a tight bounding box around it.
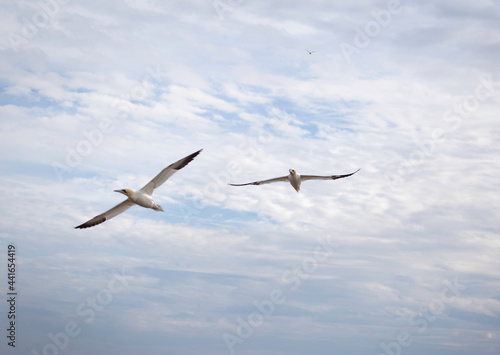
[1,0,499,354]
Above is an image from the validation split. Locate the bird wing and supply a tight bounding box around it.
[139,149,202,195]
[301,168,360,182]
[75,200,134,229]
[229,176,289,186]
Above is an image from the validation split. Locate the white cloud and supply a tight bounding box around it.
[1,0,499,354]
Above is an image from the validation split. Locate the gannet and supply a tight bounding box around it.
[306,50,316,55]
[75,149,202,229]
[229,168,359,192]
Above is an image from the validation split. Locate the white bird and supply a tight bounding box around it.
[75,149,202,229]
[229,168,359,192]
[306,49,316,55]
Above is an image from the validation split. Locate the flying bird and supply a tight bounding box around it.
[75,149,202,229]
[306,50,316,55]
[229,168,359,192]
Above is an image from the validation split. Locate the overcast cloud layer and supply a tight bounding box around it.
[1,0,499,354]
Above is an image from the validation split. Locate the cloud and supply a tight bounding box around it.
[1,1,499,354]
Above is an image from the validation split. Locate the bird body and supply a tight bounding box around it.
[288,169,302,192]
[75,149,202,229]
[229,168,359,192]
[114,189,164,211]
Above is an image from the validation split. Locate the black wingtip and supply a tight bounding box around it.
[74,223,96,229]
[191,148,203,158]
[346,168,361,177]
[74,216,106,229]
[186,149,203,160]
[175,149,203,171]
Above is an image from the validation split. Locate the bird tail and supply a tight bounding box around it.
[154,204,164,212]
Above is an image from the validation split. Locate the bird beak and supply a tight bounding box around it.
[114,189,124,195]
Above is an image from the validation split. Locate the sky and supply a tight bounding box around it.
[0,0,499,354]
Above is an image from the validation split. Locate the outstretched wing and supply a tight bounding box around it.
[139,149,202,195]
[75,200,134,229]
[229,176,289,186]
[301,168,360,182]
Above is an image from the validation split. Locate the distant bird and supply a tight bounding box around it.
[75,149,202,229]
[306,50,316,55]
[229,168,359,192]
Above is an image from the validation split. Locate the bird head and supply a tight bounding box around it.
[114,188,134,197]
[289,169,296,175]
